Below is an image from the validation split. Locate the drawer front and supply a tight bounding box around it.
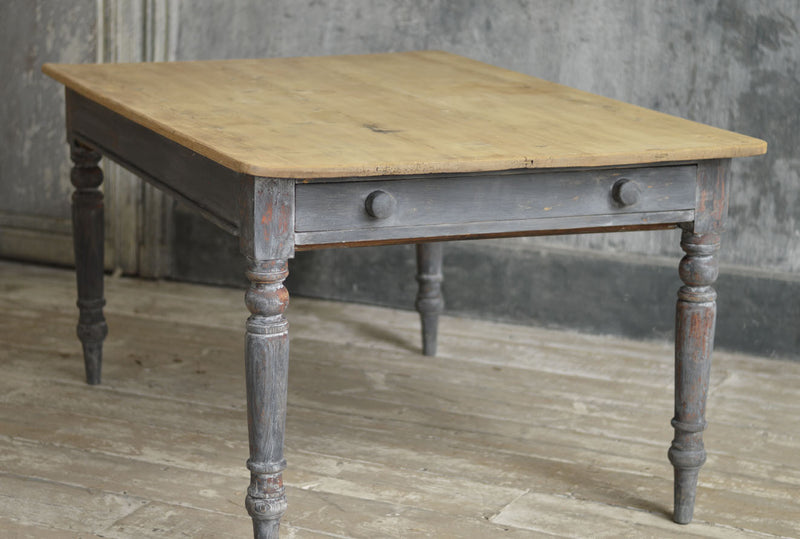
[295,166,696,236]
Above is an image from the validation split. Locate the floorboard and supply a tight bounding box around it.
[1,260,798,537]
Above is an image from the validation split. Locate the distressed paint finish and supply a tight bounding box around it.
[670,230,719,523]
[415,242,444,356]
[240,177,295,537]
[669,159,730,524]
[292,165,698,248]
[295,166,697,232]
[694,160,730,236]
[69,140,108,385]
[240,177,295,261]
[244,258,290,539]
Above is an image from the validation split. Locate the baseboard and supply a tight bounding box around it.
[168,210,798,360]
[286,241,800,361]
[0,225,74,266]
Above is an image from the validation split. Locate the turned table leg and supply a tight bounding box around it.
[415,242,444,356]
[669,229,719,523]
[244,258,290,538]
[70,140,108,385]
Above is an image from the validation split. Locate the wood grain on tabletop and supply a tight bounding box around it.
[43,51,766,179]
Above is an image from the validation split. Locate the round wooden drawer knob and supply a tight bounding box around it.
[365,190,396,219]
[612,178,641,207]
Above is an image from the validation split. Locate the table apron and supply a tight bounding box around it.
[66,90,242,235]
[295,166,696,247]
[64,89,700,251]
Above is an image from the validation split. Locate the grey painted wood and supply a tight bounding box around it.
[669,159,730,524]
[239,177,295,261]
[415,242,444,356]
[365,190,397,219]
[239,174,295,536]
[670,229,719,524]
[694,160,730,236]
[295,210,694,248]
[243,258,290,538]
[66,90,242,234]
[295,165,696,233]
[69,140,108,385]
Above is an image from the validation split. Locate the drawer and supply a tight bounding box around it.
[295,166,696,237]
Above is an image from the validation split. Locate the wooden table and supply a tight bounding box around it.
[43,51,766,538]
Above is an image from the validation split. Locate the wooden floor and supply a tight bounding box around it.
[0,260,798,538]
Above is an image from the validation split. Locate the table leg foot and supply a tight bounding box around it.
[672,467,701,524]
[247,468,285,539]
[244,258,290,538]
[251,519,280,539]
[80,341,104,385]
[669,229,718,524]
[415,243,444,356]
[70,140,108,385]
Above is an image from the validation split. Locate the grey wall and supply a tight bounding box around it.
[0,1,97,262]
[1,0,178,273]
[1,1,97,217]
[4,1,798,358]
